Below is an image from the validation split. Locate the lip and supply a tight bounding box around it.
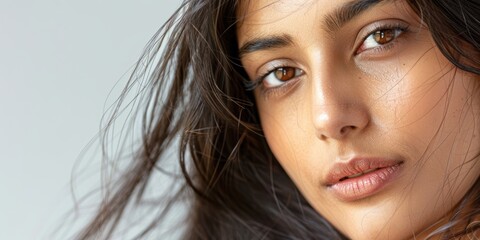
[325,158,404,201]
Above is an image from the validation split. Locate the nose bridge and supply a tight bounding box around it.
[311,66,347,128]
[309,57,369,140]
[309,48,339,104]
[310,63,341,111]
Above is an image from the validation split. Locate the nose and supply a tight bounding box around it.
[311,75,370,141]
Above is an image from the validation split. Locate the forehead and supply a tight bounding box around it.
[236,0,328,40]
[236,0,393,46]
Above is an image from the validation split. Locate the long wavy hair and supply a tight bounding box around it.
[74,0,480,239]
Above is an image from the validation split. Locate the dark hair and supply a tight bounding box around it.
[74,0,480,239]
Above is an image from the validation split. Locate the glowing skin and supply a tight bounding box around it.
[237,0,480,239]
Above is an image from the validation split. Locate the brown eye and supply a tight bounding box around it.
[373,29,395,44]
[356,27,404,54]
[263,67,303,88]
[274,67,296,81]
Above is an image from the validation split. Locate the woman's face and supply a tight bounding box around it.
[237,0,480,238]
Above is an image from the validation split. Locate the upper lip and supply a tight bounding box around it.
[324,157,404,186]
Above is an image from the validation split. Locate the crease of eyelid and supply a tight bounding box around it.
[247,65,304,91]
[354,21,411,55]
[358,35,399,55]
[244,63,289,90]
[263,68,304,87]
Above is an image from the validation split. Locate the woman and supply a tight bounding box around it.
[76,0,480,239]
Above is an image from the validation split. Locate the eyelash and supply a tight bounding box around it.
[356,23,410,55]
[245,64,303,96]
[245,22,410,94]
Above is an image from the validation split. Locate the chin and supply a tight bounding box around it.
[322,198,435,240]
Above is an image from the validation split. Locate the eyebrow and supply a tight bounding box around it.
[324,0,381,32]
[238,0,381,57]
[238,34,293,57]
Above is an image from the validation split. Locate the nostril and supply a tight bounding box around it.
[340,125,356,135]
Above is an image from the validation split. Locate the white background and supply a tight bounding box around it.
[0,1,181,239]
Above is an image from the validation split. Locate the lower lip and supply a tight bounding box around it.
[327,164,403,201]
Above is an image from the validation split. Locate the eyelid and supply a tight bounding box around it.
[245,60,299,91]
[353,19,410,55]
[263,67,304,88]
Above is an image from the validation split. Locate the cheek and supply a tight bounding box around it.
[380,47,480,212]
[256,96,303,165]
[372,46,466,151]
[255,93,321,188]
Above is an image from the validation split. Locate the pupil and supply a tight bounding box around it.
[374,30,394,44]
[275,67,295,81]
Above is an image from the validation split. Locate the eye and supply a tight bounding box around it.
[357,28,404,54]
[263,67,304,88]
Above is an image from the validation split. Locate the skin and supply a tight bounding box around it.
[237,0,480,239]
